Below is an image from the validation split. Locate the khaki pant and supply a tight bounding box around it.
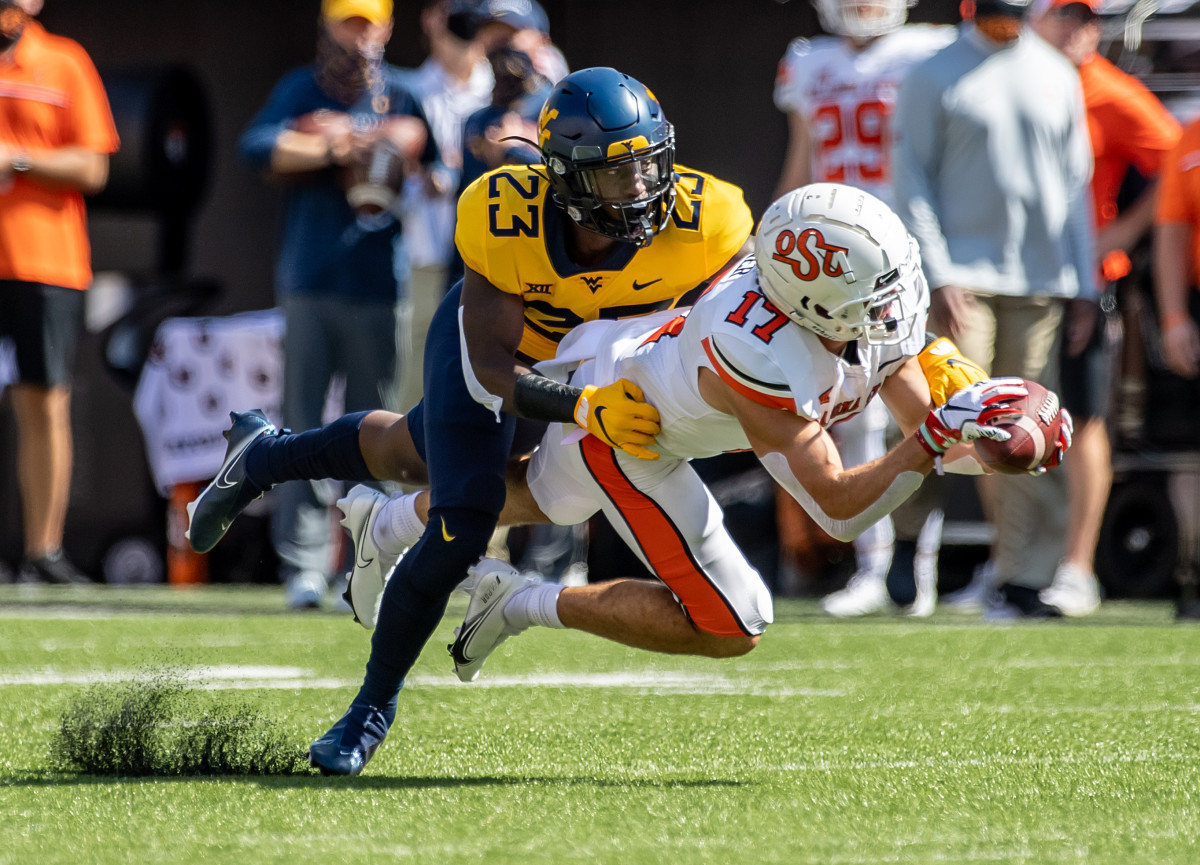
[955,292,1067,590]
[393,264,449,414]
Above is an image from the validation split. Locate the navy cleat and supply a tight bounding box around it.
[185,409,277,554]
[308,697,397,776]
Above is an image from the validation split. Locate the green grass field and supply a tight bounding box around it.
[1,585,1198,864]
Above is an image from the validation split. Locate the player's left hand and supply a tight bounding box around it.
[574,379,661,460]
[915,378,1027,456]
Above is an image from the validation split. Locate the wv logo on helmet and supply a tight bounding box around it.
[772,228,852,282]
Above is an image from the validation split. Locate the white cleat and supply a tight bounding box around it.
[449,558,539,683]
[337,485,403,630]
[1040,562,1101,617]
[821,570,890,617]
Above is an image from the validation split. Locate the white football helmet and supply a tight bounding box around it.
[754,182,924,346]
[812,0,914,40]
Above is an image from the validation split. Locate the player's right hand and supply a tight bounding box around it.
[914,378,1026,456]
[574,379,661,460]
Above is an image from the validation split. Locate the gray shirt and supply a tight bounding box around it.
[892,25,1096,300]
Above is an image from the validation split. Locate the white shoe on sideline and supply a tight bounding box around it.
[941,560,996,613]
[449,559,540,682]
[1040,562,1101,617]
[822,571,889,617]
[285,570,327,610]
[338,485,403,630]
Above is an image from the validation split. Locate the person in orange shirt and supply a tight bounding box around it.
[1155,114,1200,379]
[0,0,118,583]
[1034,0,1181,614]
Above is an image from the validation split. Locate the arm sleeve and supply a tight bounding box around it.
[64,42,118,153]
[1121,88,1183,178]
[773,39,810,115]
[1157,130,1196,225]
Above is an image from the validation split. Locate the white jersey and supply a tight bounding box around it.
[527,257,925,638]
[773,26,955,205]
[539,255,927,462]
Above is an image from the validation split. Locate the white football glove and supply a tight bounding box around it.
[914,377,1028,456]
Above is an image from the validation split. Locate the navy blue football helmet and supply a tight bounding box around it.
[537,67,677,246]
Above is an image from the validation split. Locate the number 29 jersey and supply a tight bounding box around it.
[454,163,753,364]
[773,26,954,206]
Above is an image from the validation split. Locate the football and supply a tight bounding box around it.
[973,380,1063,474]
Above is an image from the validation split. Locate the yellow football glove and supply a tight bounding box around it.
[573,378,661,460]
[918,337,989,407]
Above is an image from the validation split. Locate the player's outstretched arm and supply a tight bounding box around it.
[700,367,931,543]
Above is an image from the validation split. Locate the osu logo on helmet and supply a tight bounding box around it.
[771,228,851,282]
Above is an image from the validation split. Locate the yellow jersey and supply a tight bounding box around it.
[455,163,753,363]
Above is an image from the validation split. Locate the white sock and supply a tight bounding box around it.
[916,508,945,556]
[371,492,424,556]
[503,582,565,632]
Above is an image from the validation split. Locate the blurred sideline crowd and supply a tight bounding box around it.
[2,0,1200,622]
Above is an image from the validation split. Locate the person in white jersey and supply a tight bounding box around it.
[428,184,1068,680]
[773,0,954,617]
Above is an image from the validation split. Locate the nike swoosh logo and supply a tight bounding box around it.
[632,278,662,291]
[451,614,485,666]
[450,578,503,667]
[354,528,374,570]
[593,405,614,444]
[441,517,456,542]
[213,430,262,490]
[213,448,246,490]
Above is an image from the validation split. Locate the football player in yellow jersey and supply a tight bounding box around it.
[185,67,753,775]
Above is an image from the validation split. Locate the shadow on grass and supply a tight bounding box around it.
[1,771,744,790]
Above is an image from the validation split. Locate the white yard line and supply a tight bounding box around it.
[0,665,843,696]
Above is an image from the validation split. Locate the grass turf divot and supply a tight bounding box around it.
[50,667,311,776]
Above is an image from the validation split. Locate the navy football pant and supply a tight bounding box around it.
[358,282,515,707]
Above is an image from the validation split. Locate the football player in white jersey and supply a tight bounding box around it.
[773,0,955,618]
[381,183,1063,682]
